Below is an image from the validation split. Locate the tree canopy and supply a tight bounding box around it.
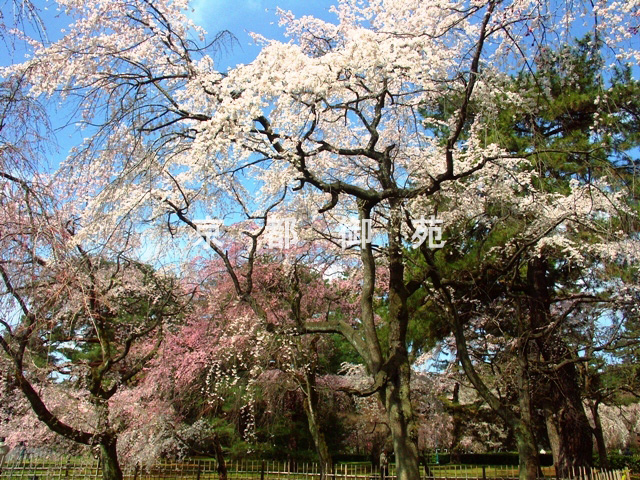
[0,1,639,480]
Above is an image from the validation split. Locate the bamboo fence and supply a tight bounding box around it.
[0,457,632,480]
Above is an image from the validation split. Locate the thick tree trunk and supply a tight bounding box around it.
[545,409,561,471]
[449,382,463,452]
[545,393,593,478]
[383,203,421,480]
[589,402,609,469]
[382,363,421,480]
[305,406,332,479]
[515,331,540,480]
[527,258,592,478]
[302,369,333,479]
[100,437,123,480]
[515,422,540,480]
[538,335,593,476]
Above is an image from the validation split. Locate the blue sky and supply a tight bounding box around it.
[2,0,337,64]
[188,0,336,68]
[0,0,339,170]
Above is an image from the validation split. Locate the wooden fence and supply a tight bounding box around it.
[0,457,632,480]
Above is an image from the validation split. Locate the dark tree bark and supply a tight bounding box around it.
[515,304,541,480]
[301,360,333,478]
[213,434,228,480]
[381,203,421,480]
[527,258,593,477]
[437,271,540,480]
[448,383,464,453]
[100,436,124,480]
[545,409,561,470]
[515,422,540,480]
[589,402,609,469]
[542,377,593,478]
[380,362,420,480]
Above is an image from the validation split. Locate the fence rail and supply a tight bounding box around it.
[0,457,631,480]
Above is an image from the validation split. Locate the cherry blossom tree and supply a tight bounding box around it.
[154,252,357,473]
[3,1,639,479]
[0,172,185,480]
[593,403,640,453]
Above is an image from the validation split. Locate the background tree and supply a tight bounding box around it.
[134,251,359,473]
[411,34,639,477]
[0,173,185,480]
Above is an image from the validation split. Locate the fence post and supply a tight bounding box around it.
[261,460,266,480]
[482,466,486,480]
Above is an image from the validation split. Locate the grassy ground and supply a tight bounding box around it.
[0,461,634,480]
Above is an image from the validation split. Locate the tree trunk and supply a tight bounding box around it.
[100,437,123,480]
[515,329,540,480]
[589,402,609,469]
[305,405,332,479]
[449,382,463,452]
[539,355,593,477]
[302,368,333,479]
[545,403,593,478]
[527,258,592,478]
[545,408,561,471]
[381,362,421,480]
[212,434,228,480]
[383,203,421,480]
[515,422,540,480]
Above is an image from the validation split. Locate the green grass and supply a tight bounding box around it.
[0,460,631,480]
